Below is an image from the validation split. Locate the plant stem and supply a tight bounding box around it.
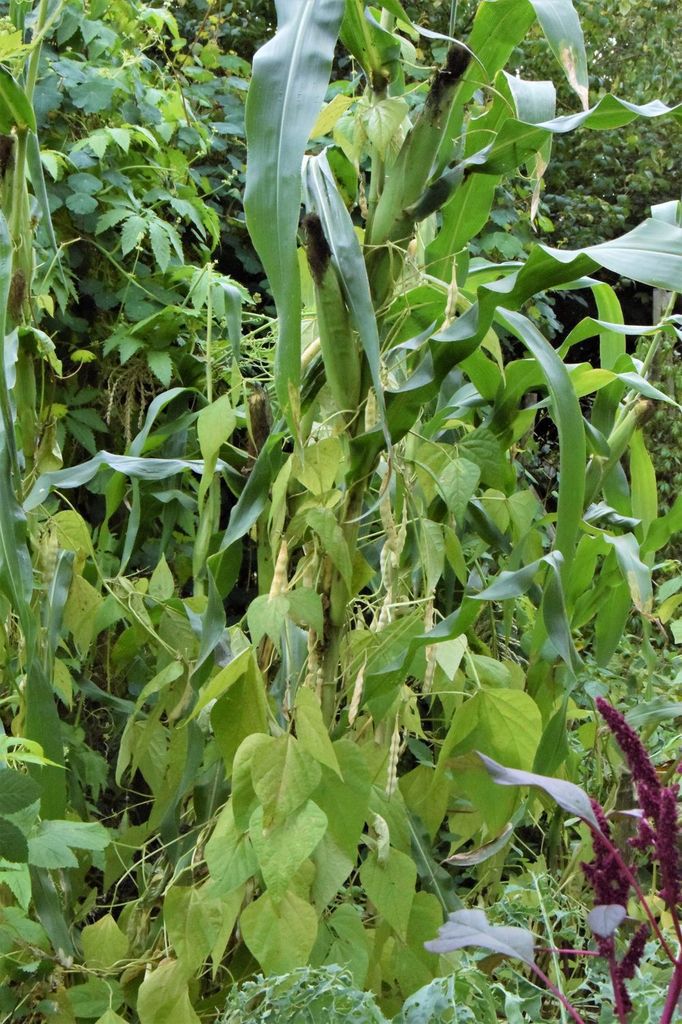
[319,478,365,726]
[539,948,600,957]
[9,0,51,275]
[670,907,682,953]
[611,289,678,430]
[661,956,682,1024]
[205,264,213,404]
[25,0,51,101]
[607,947,629,1024]
[640,290,678,378]
[531,963,588,1024]
[533,873,568,1024]
[9,129,29,265]
[320,629,342,727]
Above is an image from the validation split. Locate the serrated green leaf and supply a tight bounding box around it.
[146,349,173,387]
[0,770,41,815]
[67,172,102,195]
[0,817,29,862]
[0,30,26,61]
[120,215,147,255]
[96,207,131,234]
[28,820,109,869]
[149,219,171,271]
[108,127,131,151]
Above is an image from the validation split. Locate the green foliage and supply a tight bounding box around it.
[0,0,679,1021]
[219,963,507,1023]
[426,700,682,1023]
[24,0,257,462]
[522,0,682,246]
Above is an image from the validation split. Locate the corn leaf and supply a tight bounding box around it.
[303,151,389,445]
[527,0,588,109]
[244,0,345,419]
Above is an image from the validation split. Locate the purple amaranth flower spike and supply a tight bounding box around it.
[582,799,631,908]
[596,698,663,845]
[656,786,681,908]
[619,924,648,981]
[612,924,649,1016]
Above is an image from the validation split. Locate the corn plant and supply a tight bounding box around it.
[0,0,681,1018]
[168,0,682,993]
[0,0,72,818]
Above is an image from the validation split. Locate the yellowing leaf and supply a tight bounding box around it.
[251,734,321,828]
[0,30,27,61]
[205,801,258,894]
[81,914,129,970]
[164,885,224,974]
[294,687,341,775]
[240,890,318,973]
[64,575,103,655]
[53,659,73,708]
[137,960,199,1024]
[310,93,354,138]
[52,510,94,559]
[293,437,342,495]
[249,800,327,900]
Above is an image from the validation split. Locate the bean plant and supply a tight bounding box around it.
[0,0,680,1021]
